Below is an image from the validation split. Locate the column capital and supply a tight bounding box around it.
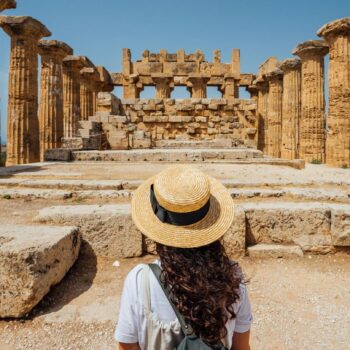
[246,84,258,95]
[96,66,114,92]
[317,17,350,39]
[292,40,329,58]
[0,0,16,12]
[63,55,86,70]
[38,40,73,59]
[151,73,174,85]
[265,68,283,82]
[280,58,301,72]
[80,66,99,81]
[186,73,210,86]
[0,15,51,38]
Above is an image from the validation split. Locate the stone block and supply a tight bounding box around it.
[155,115,169,122]
[169,115,183,123]
[208,104,219,110]
[35,204,142,258]
[195,116,207,123]
[44,148,72,161]
[222,205,246,258]
[143,115,156,123]
[331,207,350,246]
[0,225,80,318]
[247,244,303,258]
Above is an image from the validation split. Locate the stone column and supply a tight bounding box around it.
[266,69,283,158]
[221,73,239,100]
[280,58,301,160]
[0,0,16,12]
[63,55,84,137]
[151,74,174,99]
[0,16,51,165]
[38,40,72,161]
[318,17,350,167]
[123,74,143,99]
[80,67,99,120]
[293,40,329,163]
[255,77,269,153]
[187,74,210,98]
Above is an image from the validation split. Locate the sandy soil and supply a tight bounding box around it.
[1,253,349,350]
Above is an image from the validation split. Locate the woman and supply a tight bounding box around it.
[115,165,252,350]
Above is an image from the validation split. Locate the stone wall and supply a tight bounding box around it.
[91,94,257,150]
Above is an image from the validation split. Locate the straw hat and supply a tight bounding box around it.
[131,164,234,248]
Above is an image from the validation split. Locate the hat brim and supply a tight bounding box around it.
[131,174,235,248]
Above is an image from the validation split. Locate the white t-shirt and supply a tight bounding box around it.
[115,261,252,349]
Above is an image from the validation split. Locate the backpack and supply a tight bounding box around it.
[149,264,228,350]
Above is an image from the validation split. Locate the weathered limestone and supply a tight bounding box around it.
[293,40,329,163]
[266,69,283,158]
[248,244,304,258]
[187,74,210,98]
[222,73,239,100]
[35,204,142,258]
[280,58,301,160]
[38,40,73,161]
[318,18,350,167]
[0,16,51,165]
[0,224,80,318]
[80,67,99,120]
[123,74,143,99]
[151,74,174,98]
[62,55,85,137]
[0,0,16,12]
[246,84,258,100]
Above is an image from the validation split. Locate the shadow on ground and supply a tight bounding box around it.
[29,241,98,319]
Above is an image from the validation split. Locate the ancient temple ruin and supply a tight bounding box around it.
[0,10,349,167]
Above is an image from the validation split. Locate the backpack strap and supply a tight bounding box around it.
[148,263,193,336]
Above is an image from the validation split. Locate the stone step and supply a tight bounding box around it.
[247,244,304,258]
[34,201,350,259]
[0,224,81,318]
[0,177,348,202]
[154,139,233,149]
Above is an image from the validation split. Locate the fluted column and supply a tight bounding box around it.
[80,67,99,120]
[187,74,210,98]
[318,17,350,167]
[0,0,16,12]
[280,58,301,160]
[151,74,174,99]
[293,40,329,163]
[63,55,84,137]
[0,16,51,165]
[255,77,269,153]
[266,69,283,158]
[38,40,72,161]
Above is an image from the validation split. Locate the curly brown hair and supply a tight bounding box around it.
[156,240,243,347]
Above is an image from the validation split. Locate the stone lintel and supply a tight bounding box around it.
[188,73,211,81]
[317,17,350,38]
[265,68,284,81]
[280,58,301,72]
[0,15,51,38]
[38,40,73,58]
[292,40,329,57]
[224,73,240,80]
[151,73,173,80]
[0,0,16,12]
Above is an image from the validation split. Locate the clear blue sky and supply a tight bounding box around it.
[0,0,349,142]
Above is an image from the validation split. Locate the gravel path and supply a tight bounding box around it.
[1,253,349,350]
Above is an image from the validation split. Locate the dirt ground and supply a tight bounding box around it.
[1,252,349,350]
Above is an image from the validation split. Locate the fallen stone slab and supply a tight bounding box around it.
[247,244,304,258]
[35,204,142,258]
[0,225,80,318]
[74,190,132,200]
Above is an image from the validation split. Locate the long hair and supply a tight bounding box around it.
[156,240,243,347]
